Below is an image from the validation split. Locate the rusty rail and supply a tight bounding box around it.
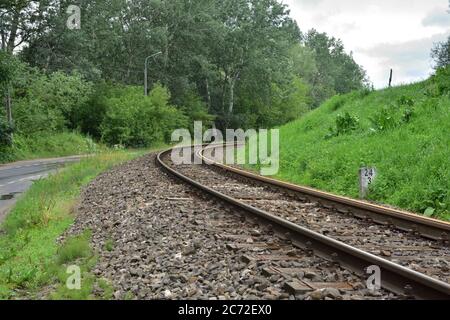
[157,146,450,300]
[199,144,450,242]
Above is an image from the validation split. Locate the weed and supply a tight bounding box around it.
[369,107,398,132]
[326,112,360,139]
[104,239,114,252]
[56,230,92,265]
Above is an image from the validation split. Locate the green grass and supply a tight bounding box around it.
[253,77,450,221]
[0,149,149,299]
[0,132,101,164]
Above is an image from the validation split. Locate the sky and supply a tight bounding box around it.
[283,0,450,88]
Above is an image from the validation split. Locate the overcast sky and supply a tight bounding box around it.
[283,0,450,88]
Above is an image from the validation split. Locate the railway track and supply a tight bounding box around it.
[157,144,450,300]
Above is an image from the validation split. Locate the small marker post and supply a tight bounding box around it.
[359,167,377,199]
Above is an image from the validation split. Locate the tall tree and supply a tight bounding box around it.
[432,37,450,69]
[209,0,300,124]
[304,29,368,106]
[0,0,55,53]
[0,51,19,139]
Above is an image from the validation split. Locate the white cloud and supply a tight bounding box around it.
[423,7,450,27]
[283,0,450,88]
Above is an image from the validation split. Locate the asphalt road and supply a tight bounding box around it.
[0,156,83,223]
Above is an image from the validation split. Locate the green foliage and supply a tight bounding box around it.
[57,231,92,265]
[13,71,93,136]
[0,51,20,87]
[256,80,450,220]
[15,0,369,130]
[397,95,415,107]
[0,116,13,146]
[329,95,347,111]
[304,29,369,107]
[0,132,98,164]
[326,112,360,138]
[100,84,188,147]
[180,91,215,132]
[369,107,398,132]
[104,239,114,252]
[429,66,450,96]
[431,36,450,69]
[0,151,143,298]
[271,76,311,125]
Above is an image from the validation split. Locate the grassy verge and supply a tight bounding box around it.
[0,132,101,164]
[0,149,150,299]
[249,72,450,221]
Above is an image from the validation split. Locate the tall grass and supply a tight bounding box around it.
[0,150,145,299]
[0,132,100,164]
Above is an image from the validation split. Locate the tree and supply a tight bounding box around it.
[0,51,19,131]
[15,0,368,132]
[209,0,300,126]
[432,37,450,69]
[304,29,368,107]
[431,2,450,69]
[0,0,56,53]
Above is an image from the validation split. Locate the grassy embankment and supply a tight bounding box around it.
[0,149,152,299]
[0,132,99,164]
[256,75,450,221]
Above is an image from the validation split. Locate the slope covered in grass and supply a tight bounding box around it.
[273,68,450,221]
[0,132,99,164]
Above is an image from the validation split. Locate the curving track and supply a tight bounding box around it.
[157,144,450,300]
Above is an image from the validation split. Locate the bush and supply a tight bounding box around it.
[180,91,215,132]
[434,66,450,95]
[23,71,93,130]
[326,112,359,138]
[0,132,97,164]
[100,84,188,147]
[369,107,398,132]
[13,99,66,135]
[397,95,415,107]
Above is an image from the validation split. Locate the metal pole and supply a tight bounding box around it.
[144,51,162,96]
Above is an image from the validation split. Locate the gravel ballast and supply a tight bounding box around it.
[63,153,396,300]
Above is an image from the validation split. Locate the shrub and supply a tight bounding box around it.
[13,99,66,135]
[427,66,450,97]
[100,84,188,147]
[326,112,359,138]
[369,107,398,132]
[397,95,415,107]
[25,71,94,130]
[434,66,450,95]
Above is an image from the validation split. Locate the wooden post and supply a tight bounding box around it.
[388,69,393,88]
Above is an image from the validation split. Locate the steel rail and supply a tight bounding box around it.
[198,144,450,242]
[157,146,450,300]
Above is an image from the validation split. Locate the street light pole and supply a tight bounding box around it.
[144,51,162,96]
